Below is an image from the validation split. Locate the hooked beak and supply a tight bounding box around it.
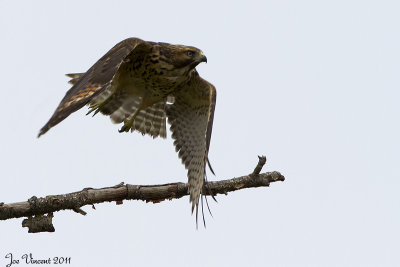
[199,51,207,63]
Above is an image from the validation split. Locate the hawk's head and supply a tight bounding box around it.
[156,43,207,74]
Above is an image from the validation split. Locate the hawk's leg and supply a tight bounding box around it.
[118,108,142,132]
[86,93,115,116]
[87,102,106,116]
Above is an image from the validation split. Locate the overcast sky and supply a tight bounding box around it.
[0,0,399,266]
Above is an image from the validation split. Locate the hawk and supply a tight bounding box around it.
[38,38,216,221]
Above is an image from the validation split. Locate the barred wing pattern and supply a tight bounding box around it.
[167,72,216,216]
[64,74,168,138]
[109,97,168,138]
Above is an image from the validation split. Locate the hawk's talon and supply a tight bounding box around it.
[119,123,132,133]
[86,103,102,116]
[119,108,140,133]
[118,127,127,133]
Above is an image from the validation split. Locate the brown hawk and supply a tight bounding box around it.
[38,38,216,221]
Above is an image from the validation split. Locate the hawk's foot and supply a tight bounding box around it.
[87,102,104,116]
[118,121,133,133]
[118,108,141,133]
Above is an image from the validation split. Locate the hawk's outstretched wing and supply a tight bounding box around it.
[38,38,146,137]
[167,71,216,218]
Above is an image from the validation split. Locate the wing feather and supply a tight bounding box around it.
[206,85,217,174]
[38,38,145,137]
[65,73,85,85]
[167,71,216,215]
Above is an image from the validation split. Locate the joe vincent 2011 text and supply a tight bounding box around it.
[4,253,71,267]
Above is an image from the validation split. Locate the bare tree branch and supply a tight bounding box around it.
[0,156,285,232]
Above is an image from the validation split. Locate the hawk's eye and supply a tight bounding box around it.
[186,51,194,57]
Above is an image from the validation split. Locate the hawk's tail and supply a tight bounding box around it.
[194,172,217,228]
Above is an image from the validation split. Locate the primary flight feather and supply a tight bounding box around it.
[38,38,216,219]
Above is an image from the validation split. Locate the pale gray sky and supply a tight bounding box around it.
[0,0,399,266]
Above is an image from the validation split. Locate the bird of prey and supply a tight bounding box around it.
[38,38,216,221]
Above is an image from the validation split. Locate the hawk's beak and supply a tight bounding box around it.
[199,52,207,63]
